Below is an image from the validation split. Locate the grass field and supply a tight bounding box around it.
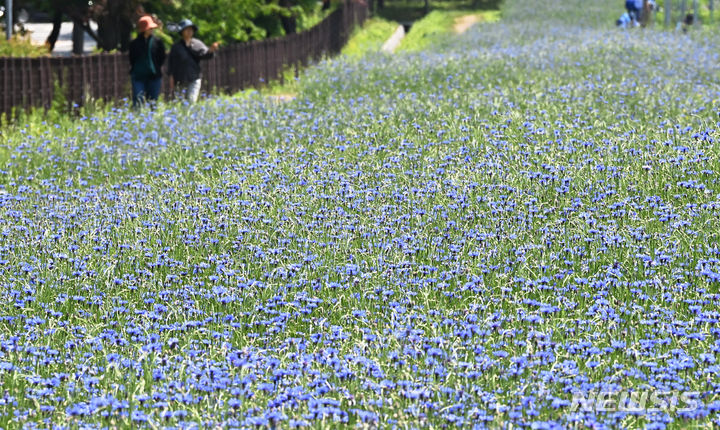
[1,0,720,428]
[394,8,500,52]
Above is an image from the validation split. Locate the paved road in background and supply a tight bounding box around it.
[24,22,98,56]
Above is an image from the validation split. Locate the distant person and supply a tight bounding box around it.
[616,12,632,29]
[646,0,657,14]
[640,0,657,27]
[167,19,219,104]
[625,0,643,26]
[617,1,654,29]
[680,13,695,33]
[128,15,166,108]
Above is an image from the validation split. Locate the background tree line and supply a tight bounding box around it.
[11,0,329,54]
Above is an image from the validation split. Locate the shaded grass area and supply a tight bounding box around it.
[375,0,501,23]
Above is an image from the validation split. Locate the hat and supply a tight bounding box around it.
[137,16,158,33]
[177,19,198,33]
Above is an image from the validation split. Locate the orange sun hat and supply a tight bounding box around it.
[137,16,159,33]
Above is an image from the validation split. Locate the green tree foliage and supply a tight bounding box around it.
[150,0,321,43]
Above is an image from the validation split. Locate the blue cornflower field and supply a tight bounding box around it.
[1,0,720,428]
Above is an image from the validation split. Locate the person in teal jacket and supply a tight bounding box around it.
[128,15,167,108]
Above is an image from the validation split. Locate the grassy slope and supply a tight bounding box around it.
[398,9,500,51]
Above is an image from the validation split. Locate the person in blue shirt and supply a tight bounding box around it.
[625,0,643,26]
[616,12,632,28]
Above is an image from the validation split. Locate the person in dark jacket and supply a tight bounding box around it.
[128,15,166,108]
[167,19,219,104]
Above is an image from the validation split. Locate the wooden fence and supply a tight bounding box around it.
[0,1,367,117]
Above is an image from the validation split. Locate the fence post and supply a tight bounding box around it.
[693,0,699,25]
[1,58,8,118]
[665,0,671,27]
[5,0,12,40]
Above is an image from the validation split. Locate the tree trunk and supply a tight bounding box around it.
[119,18,132,52]
[711,0,715,22]
[97,13,121,51]
[45,10,63,52]
[281,16,297,35]
[91,0,140,52]
[72,18,84,55]
[279,0,297,35]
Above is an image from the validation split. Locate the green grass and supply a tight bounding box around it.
[0,35,47,57]
[397,8,500,51]
[654,0,718,25]
[341,17,400,57]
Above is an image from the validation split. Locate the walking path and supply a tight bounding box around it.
[454,13,484,34]
[381,25,405,53]
[23,22,98,56]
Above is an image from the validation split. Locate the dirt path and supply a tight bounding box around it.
[454,14,483,34]
[381,25,406,53]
